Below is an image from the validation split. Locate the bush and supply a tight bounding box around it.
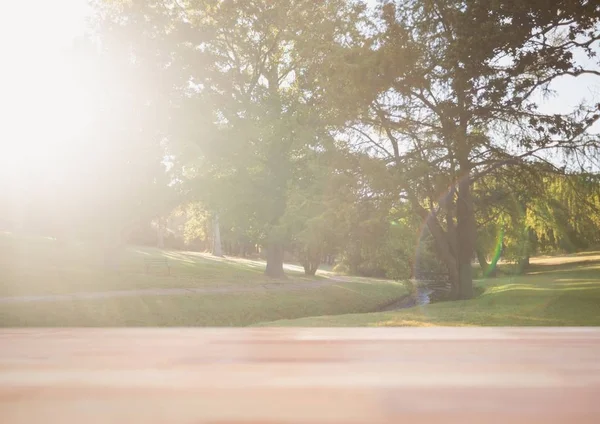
[339,222,416,280]
[332,262,350,275]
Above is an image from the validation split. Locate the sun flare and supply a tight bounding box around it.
[1,1,92,179]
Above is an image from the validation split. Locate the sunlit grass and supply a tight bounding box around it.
[0,232,409,326]
[0,232,319,297]
[256,256,600,327]
[0,281,407,327]
[3,232,599,327]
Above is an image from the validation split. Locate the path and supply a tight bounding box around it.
[0,276,359,304]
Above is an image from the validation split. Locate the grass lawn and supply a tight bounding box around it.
[0,232,320,297]
[255,253,600,327]
[0,232,408,326]
[0,280,407,326]
[3,232,599,327]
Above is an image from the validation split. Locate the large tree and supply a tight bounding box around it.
[98,0,365,276]
[333,0,600,298]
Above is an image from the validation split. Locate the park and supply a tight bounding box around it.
[1,231,599,327]
[1,0,599,328]
[1,1,600,422]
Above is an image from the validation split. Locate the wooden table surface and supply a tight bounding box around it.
[1,328,599,423]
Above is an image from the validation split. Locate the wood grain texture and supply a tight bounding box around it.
[1,328,599,423]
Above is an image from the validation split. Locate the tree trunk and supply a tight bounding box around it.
[303,262,319,276]
[156,218,165,249]
[516,227,534,274]
[301,254,320,276]
[476,247,488,272]
[422,211,460,300]
[517,255,530,274]
[455,176,475,299]
[300,247,321,276]
[265,242,286,278]
[212,214,223,257]
[476,245,497,277]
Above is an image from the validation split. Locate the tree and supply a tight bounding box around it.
[74,30,178,249]
[157,0,365,277]
[473,166,600,275]
[527,173,600,253]
[212,214,223,257]
[327,0,600,298]
[472,164,547,275]
[283,151,336,275]
[286,145,422,279]
[283,144,357,275]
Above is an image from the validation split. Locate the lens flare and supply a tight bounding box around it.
[485,227,504,278]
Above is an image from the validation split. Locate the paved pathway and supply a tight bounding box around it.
[0,277,358,304]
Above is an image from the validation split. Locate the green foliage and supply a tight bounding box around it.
[125,0,368,274]
[474,170,600,270]
[317,0,600,297]
[176,203,210,246]
[527,174,600,253]
[335,201,417,280]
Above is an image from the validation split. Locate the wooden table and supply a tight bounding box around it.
[1,328,599,423]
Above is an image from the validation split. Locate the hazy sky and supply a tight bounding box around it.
[1,0,598,127]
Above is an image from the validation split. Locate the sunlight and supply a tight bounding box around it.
[3,64,93,170]
[0,1,92,182]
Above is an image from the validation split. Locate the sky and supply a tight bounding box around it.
[0,1,93,185]
[1,1,90,49]
[0,1,92,138]
[0,0,598,146]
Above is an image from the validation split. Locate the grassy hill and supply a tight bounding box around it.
[0,232,407,326]
[256,253,600,327]
[0,231,306,297]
